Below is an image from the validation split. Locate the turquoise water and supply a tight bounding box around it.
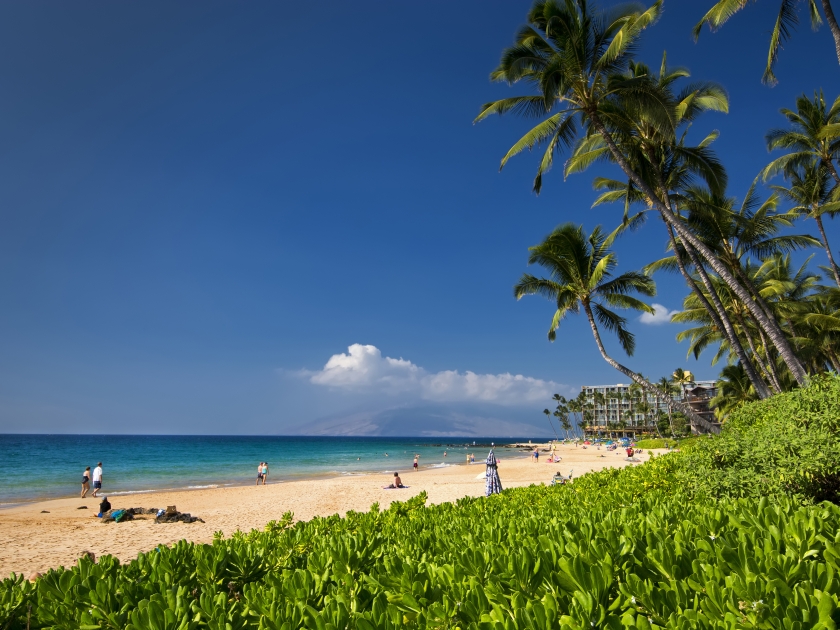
[0,435,529,505]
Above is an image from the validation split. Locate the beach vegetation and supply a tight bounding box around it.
[4,376,840,628]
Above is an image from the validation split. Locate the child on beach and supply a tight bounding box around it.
[81,467,91,498]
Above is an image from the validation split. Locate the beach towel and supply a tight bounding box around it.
[382,485,410,489]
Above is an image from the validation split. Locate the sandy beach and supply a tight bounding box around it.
[0,443,656,578]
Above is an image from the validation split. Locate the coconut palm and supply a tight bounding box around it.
[646,183,817,396]
[658,376,680,436]
[762,91,840,183]
[478,0,810,385]
[710,364,759,419]
[693,1,840,85]
[772,164,840,287]
[543,408,559,440]
[514,222,717,433]
[592,391,606,436]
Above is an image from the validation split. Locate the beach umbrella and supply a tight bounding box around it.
[485,449,502,496]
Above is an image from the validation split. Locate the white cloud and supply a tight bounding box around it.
[638,303,679,325]
[306,343,565,406]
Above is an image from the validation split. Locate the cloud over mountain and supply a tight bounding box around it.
[306,344,565,406]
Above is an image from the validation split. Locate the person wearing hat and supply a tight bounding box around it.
[98,496,111,517]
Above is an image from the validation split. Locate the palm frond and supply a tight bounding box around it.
[593,303,635,355]
[474,96,553,124]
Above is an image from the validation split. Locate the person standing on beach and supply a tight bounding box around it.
[91,462,103,497]
[81,466,91,498]
[413,454,418,471]
[261,462,268,485]
[256,462,264,485]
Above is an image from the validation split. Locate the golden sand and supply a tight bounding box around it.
[0,443,656,577]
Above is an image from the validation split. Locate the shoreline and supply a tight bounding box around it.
[0,443,538,509]
[0,457,523,510]
[0,443,656,577]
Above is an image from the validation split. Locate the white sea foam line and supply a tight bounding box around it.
[108,484,225,496]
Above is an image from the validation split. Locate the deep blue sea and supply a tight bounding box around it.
[0,435,533,505]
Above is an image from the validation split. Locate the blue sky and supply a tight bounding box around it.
[0,1,837,434]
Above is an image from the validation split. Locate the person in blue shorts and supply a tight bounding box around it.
[91,462,103,497]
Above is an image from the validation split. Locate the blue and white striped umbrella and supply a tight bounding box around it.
[485,449,502,496]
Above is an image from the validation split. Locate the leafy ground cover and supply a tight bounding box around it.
[632,439,676,450]
[4,376,840,629]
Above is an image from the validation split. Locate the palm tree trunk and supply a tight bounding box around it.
[667,403,674,437]
[828,346,840,372]
[588,114,809,386]
[733,309,782,393]
[814,213,840,287]
[755,327,784,391]
[582,301,720,434]
[821,0,840,64]
[669,226,772,398]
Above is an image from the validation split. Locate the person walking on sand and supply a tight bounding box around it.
[81,466,91,498]
[413,454,419,471]
[261,462,268,485]
[91,462,103,498]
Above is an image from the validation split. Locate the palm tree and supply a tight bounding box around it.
[762,91,840,184]
[710,364,759,419]
[606,390,620,438]
[672,368,694,400]
[658,376,679,436]
[772,164,840,287]
[478,1,810,385]
[592,391,606,437]
[514,222,717,433]
[543,408,559,440]
[649,183,819,395]
[561,415,573,440]
[693,1,840,84]
[553,409,566,439]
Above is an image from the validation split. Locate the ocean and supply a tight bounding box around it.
[0,435,535,505]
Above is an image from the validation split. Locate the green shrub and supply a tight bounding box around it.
[4,377,840,629]
[679,374,840,503]
[5,488,840,629]
[633,438,676,449]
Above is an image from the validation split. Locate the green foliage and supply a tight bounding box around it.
[679,373,840,503]
[6,379,840,629]
[633,438,677,449]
